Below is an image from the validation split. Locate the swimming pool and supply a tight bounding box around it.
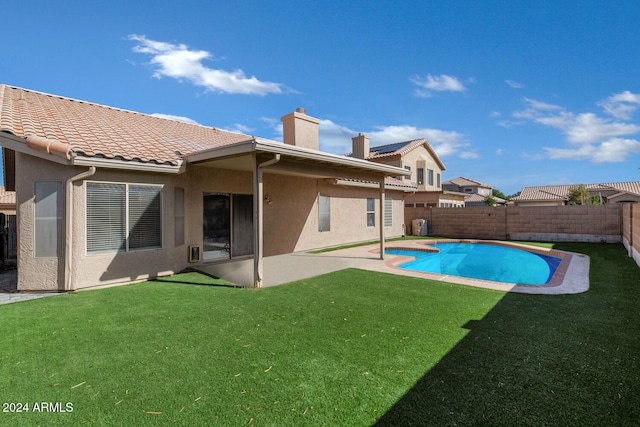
[386,242,562,285]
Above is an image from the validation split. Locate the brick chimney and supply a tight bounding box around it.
[351,133,370,159]
[281,108,320,150]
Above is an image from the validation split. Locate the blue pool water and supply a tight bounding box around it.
[386,242,562,285]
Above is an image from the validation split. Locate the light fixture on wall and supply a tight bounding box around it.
[265,194,272,205]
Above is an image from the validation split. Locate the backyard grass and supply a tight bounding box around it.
[0,243,639,426]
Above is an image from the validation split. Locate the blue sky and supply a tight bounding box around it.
[3,0,640,195]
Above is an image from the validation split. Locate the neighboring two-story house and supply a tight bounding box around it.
[348,134,449,207]
[443,177,505,206]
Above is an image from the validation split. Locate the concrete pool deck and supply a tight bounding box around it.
[264,240,589,294]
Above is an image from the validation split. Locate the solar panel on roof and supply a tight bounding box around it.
[370,141,410,154]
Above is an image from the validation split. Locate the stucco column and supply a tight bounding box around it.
[379,178,385,260]
[253,154,281,288]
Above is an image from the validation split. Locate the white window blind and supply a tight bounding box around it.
[87,182,162,253]
[128,185,162,250]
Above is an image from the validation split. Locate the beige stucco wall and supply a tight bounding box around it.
[16,154,406,291]
[399,146,443,192]
[263,175,405,254]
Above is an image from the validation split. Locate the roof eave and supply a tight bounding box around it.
[185,138,410,177]
[71,155,185,174]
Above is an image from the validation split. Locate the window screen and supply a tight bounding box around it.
[34,181,62,257]
[384,198,393,227]
[318,195,330,232]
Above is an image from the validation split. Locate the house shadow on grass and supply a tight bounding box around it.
[374,243,640,426]
[150,269,241,289]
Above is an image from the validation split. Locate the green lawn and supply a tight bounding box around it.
[1,243,639,426]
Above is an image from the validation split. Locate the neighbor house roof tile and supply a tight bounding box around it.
[443,176,492,188]
[345,138,446,171]
[0,85,253,166]
[0,186,16,206]
[512,182,640,201]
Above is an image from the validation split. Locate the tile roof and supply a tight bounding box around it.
[463,193,507,204]
[368,139,427,158]
[443,176,492,188]
[512,182,640,201]
[0,85,253,166]
[0,186,15,206]
[345,138,446,170]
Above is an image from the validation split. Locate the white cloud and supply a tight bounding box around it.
[510,96,640,163]
[598,90,640,120]
[411,74,466,97]
[459,151,480,159]
[128,34,284,96]
[506,80,524,88]
[318,119,358,153]
[220,124,255,134]
[151,113,199,124]
[369,126,467,157]
[266,112,469,159]
[545,138,640,163]
[274,119,468,159]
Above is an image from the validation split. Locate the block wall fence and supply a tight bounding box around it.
[405,203,640,268]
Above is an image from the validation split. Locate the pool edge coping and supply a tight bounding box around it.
[369,239,590,295]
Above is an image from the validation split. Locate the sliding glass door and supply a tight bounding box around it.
[203,193,253,260]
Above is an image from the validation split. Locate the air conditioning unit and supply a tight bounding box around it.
[412,219,428,236]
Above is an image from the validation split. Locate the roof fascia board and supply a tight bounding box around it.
[183,139,258,163]
[71,155,185,174]
[185,138,409,177]
[333,178,416,192]
[254,139,408,176]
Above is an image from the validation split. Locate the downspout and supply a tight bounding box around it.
[253,154,281,288]
[379,178,385,260]
[65,166,96,291]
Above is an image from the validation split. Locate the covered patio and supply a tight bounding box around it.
[184,137,409,288]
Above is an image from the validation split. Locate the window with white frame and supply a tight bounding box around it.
[86,182,162,253]
[428,169,434,186]
[366,198,375,227]
[318,195,330,232]
[404,165,411,180]
[384,198,393,227]
[437,173,441,188]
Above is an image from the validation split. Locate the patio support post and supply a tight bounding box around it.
[379,178,385,260]
[253,154,281,288]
